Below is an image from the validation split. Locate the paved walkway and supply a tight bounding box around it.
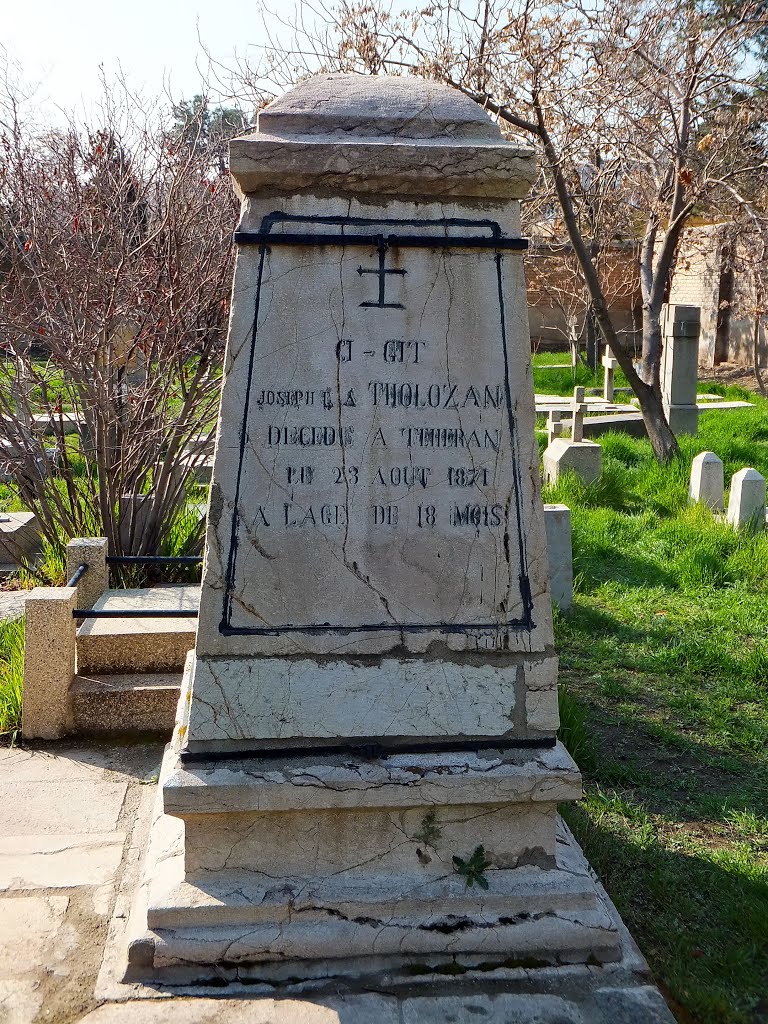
[0,741,162,1024]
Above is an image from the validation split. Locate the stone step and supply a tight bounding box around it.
[71,672,181,734]
[76,586,198,674]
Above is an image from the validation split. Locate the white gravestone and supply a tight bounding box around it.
[689,451,724,511]
[543,504,573,611]
[602,346,618,402]
[130,74,621,981]
[727,467,766,529]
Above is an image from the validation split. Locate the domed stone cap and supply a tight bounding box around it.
[256,73,507,141]
[230,73,536,200]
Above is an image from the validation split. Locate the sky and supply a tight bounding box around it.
[1,0,283,122]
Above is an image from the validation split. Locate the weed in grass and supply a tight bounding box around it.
[557,684,596,771]
[0,618,24,740]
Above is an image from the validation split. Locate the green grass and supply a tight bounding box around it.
[0,618,24,740]
[532,348,630,395]
[540,362,768,1022]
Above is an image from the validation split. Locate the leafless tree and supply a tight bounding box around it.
[231,0,768,461]
[0,73,242,556]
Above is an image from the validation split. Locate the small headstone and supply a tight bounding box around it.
[542,387,601,486]
[661,303,700,435]
[689,451,724,511]
[602,346,618,402]
[726,467,766,530]
[543,436,602,485]
[543,503,573,611]
[131,73,621,982]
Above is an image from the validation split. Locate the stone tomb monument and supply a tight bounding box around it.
[129,74,621,981]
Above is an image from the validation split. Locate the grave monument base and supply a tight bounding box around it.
[124,669,622,981]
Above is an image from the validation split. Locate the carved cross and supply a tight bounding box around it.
[358,242,407,309]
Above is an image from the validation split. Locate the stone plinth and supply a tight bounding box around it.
[727,467,766,529]
[689,452,724,511]
[128,73,620,982]
[543,438,602,485]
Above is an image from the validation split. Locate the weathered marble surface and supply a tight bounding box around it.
[230,74,536,199]
[185,652,558,744]
[138,74,601,982]
[197,197,549,662]
[132,746,620,974]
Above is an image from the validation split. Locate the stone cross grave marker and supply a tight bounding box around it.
[602,346,619,402]
[131,73,622,982]
[570,385,587,442]
[547,408,564,445]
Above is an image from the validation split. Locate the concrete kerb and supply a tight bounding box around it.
[21,586,78,740]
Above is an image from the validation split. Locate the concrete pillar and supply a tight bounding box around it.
[66,537,108,609]
[22,587,77,740]
[727,468,766,530]
[661,304,700,435]
[689,452,724,512]
[543,504,573,611]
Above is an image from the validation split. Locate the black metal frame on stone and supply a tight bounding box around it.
[221,212,535,638]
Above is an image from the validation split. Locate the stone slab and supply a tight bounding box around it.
[0,833,126,890]
[184,652,558,745]
[77,587,199,636]
[0,511,41,563]
[77,997,399,1022]
[0,744,158,782]
[76,586,198,674]
[75,991,673,1024]
[0,779,127,834]
[0,894,70,1024]
[163,740,580,818]
[0,893,69,971]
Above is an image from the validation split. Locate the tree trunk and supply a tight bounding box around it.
[632,377,679,461]
[585,303,599,370]
[641,303,665,388]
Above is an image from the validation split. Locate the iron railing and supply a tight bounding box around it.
[72,554,202,619]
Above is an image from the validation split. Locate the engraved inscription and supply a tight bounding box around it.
[221,215,530,638]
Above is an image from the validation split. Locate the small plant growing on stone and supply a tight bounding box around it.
[452,845,491,889]
[414,809,442,849]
